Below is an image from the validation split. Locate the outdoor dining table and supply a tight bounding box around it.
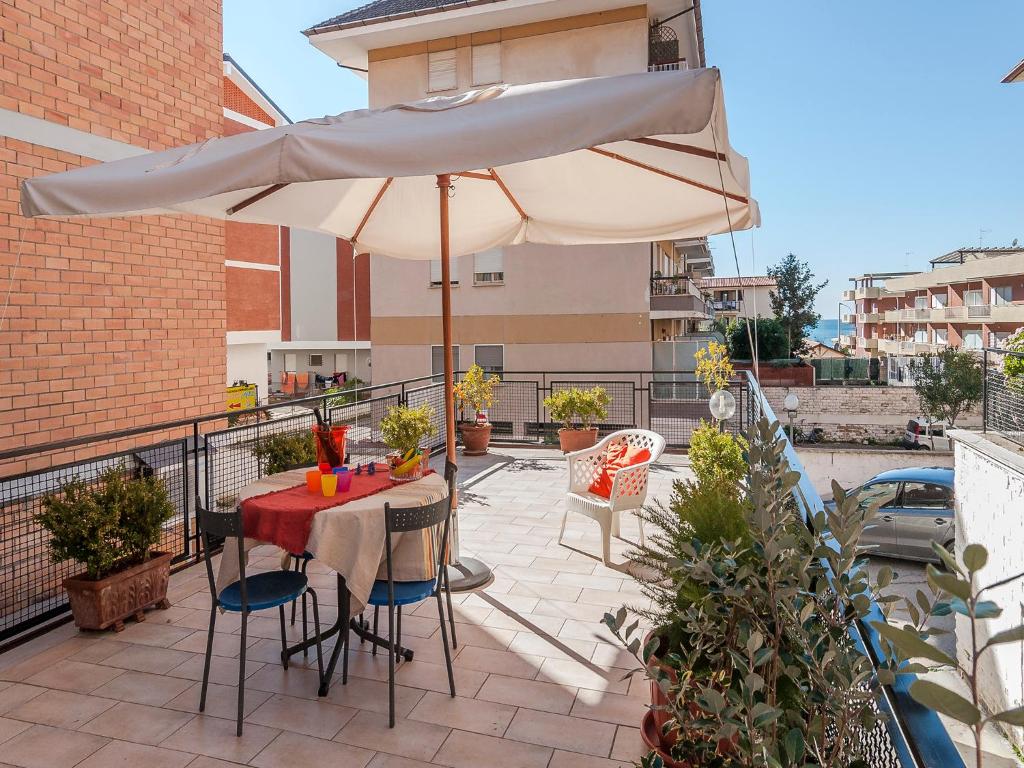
[215,465,448,694]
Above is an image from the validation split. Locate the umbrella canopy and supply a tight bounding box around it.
[21,68,758,258]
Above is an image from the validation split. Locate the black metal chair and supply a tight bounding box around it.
[365,461,458,727]
[196,497,324,736]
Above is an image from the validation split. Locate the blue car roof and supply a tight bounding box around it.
[868,466,954,487]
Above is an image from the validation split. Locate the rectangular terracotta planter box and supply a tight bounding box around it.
[63,551,173,632]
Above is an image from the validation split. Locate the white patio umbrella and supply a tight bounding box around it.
[21,67,758,586]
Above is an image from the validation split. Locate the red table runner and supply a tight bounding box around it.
[240,466,434,555]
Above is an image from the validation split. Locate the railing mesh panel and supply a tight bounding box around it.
[985,350,1024,448]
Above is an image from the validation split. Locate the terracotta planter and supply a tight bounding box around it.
[557,427,598,453]
[64,551,173,632]
[641,710,691,768]
[459,423,492,456]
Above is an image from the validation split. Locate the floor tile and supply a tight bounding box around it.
[114,623,193,648]
[80,701,194,745]
[508,632,597,663]
[100,645,195,675]
[407,691,515,737]
[451,645,543,680]
[6,689,115,729]
[433,729,552,768]
[366,754,437,768]
[393,659,487,697]
[24,660,123,694]
[475,674,577,715]
[609,724,645,762]
[250,730,373,768]
[164,681,271,720]
[505,707,617,757]
[549,749,632,768]
[535,658,629,694]
[1,723,108,768]
[91,670,193,706]
[246,693,357,739]
[335,708,450,762]
[0,716,31,745]
[75,740,195,768]
[570,688,645,727]
[324,676,425,718]
[166,653,264,688]
[159,715,278,764]
[0,685,44,715]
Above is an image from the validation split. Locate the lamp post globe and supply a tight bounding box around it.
[709,389,737,423]
[784,393,800,413]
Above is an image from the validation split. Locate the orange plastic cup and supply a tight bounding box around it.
[305,470,321,493]
[321,473,338,497]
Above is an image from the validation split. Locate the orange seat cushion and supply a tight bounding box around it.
[588,443,651,499]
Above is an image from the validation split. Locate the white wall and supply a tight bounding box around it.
[269,348,371,384]
[289,228,337,341]
[226,343,269,394]
[796,446,954,497]
[951,430,1024,751]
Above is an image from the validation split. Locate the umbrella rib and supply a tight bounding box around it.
[630,137,726,162]
[487,168,528,221]
[352,177,394,242]
[226,183,290,216]
[587,147,748,205]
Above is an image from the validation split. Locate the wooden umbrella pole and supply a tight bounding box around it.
[437,174,457,466]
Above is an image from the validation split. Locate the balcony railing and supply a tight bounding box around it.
[710,298,739,311]
[983,347,1024,449]
[967,303,992,319]
[650,276,708,316]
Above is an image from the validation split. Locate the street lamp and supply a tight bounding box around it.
[783,392,800,443]
[709,389,737,432]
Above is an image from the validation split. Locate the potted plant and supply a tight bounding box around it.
[380,403,437,481]
[251,430,318,474]
[607,418,889,766]
[543,386,611,452]
[453,364,501,456]
[35,465,176,632]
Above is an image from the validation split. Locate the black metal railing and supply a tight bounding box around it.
[746,373,965,768]
[983,347,1024,448]
[650,275,699,296]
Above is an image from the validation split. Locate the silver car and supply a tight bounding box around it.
[831,467,955,563]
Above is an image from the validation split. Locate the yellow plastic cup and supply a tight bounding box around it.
[321,473,338,497]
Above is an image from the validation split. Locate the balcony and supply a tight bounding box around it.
[842,289,856,301]
[859,336,879,350]
[856,286,882,300]
[710,298,739,312]
[857,312,880,323]
[649,276,708,318]
[841,312,857,324]
[838,334,856,347]
[0,372,988,767]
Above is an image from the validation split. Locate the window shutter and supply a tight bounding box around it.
[472,43,501,86]
[474,248,503,275]
[432,345,459,377]
[430,257,458,285]
[428,49,457,92]
[474,344,503,373]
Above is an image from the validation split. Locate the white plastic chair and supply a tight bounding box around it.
[558,429,666,566]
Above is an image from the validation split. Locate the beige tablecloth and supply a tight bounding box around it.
[216,469,448,612]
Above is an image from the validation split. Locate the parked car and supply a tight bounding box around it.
[827,467,954,563]
[903,417,947,450]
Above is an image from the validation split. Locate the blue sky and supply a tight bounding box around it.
[225,1,1024,316]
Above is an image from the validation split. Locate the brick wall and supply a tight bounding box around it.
[763,385,980,442]
[0,0,225,465]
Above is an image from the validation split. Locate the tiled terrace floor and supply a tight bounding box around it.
[0,448,687,768]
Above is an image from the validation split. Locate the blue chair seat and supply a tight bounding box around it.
[367,579,436,607]
[219,570,308,612]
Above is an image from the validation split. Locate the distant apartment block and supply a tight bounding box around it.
[304,0,714,381]
[843,247,1024,356]
[695,276,778,324]
[221,56,370,398]
[1002,58,1024,83]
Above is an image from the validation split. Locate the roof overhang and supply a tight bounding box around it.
[223,54,291,126]
[1002,58,1024,83]
[305,0,689,73]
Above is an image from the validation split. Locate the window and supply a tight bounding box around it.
[474,344,503,375]
[429,257,459,287]
[934,328,948,345]
[914,294,928,309]
[860,481,900,509]
[471,43,501,86]
[991,331,1011,347]
[901,482,951,510]
[964,289,984,306]
[284,353,297,371]
[992,285,1013,305]
[308,353,324,367]
[914,326,927,343]
[431,345,460,381]
[427,49,457,92]
[473,249,504,285]
[963,329,983,350]
[931,292,947,308]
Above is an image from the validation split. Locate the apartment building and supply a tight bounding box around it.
[695,275,777,324]
[304,0,713,382]
[1003,59,1024,83]
[843,247,1024,356]
[0,0,224,452]
[222,56,371,399]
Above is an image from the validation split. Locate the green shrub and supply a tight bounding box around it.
[726,316,789,361]
[688,420,747,492]
[380,404,437,456]
[36,465,175,580]
[324,377,369,408]
[543,386,611,430]
[252,430,318,475]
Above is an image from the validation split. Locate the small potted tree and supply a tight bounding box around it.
[36,465,176,632]
[380,403,437,481]
[543,386,611,452]
[453,364,501,456]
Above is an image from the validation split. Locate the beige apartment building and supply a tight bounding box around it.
[843,247,1024,356]
[696,275,777,324]
[304,0,717,382]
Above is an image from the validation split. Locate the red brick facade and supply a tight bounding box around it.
[0,0,225,463]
